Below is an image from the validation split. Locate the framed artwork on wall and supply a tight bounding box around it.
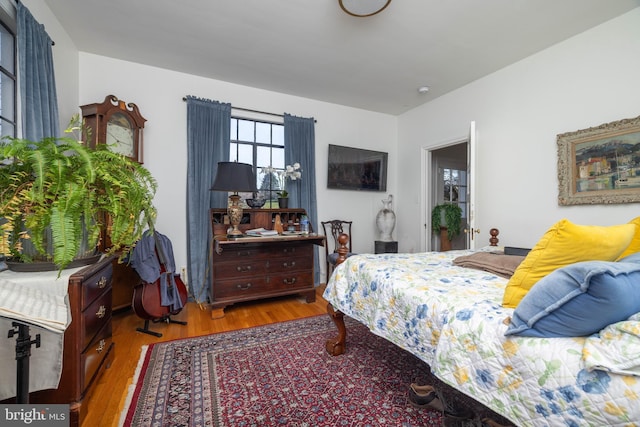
[557,115,640,205]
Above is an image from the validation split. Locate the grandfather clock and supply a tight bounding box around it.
[80,94,146,164]
[80,95,147,311]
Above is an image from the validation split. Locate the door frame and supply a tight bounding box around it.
[421,136,468,252]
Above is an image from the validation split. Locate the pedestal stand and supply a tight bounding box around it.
[7,321,41,404]
[375,240,398,254]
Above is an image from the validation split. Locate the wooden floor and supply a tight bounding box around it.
[84,286,330,427]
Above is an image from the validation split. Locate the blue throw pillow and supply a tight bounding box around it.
[618,252,640,264]
[505,261,640,338]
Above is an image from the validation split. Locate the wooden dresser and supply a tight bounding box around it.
[29,256,115,427]
[210,208,324,318]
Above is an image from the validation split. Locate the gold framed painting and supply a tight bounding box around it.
[557,115,640,205]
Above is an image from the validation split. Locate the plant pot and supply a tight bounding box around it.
[278,197,289,208]
[5,253,101,272]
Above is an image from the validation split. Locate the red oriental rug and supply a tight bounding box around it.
[120,315,504,426]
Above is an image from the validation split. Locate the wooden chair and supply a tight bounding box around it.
[321,219,354,282]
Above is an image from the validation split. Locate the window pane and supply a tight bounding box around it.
[237,143,252,164]
[229,143,238,162]
[230,118,237,140]
[237,119,254,142]
[272,124,284,146]
[272,148,284,169]
[0,118,14,137]
[0,24,14,73]
[256,145,272,169]
[450,170,459,185]
[0,73,14,121]
[255,122,271,144]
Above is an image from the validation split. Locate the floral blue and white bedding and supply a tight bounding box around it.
[323,249,640,426]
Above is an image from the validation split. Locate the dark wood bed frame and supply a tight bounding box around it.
[325,229,500,356]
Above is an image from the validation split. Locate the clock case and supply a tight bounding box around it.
[81,94,146,164]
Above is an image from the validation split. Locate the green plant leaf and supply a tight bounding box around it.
[431,203,462,241]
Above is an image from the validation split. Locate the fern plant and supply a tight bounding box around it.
[431,203,463,241]
[0,116,157,271]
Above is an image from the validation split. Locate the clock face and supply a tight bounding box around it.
[106,112,135,158]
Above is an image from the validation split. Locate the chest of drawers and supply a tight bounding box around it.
[210,208,324,318]
[28,256,115,427]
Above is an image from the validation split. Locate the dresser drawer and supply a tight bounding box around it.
[82,288,112,351]
[213,277,271,299]
[214,271,313,299]
[269,255,313,272]
[81,320,113,394]
[268,271,313,291]
[273,243,312,258]
[214,244,267,261]
[81,264,113,309]
[213,259,269,278]
[214,241,313,260]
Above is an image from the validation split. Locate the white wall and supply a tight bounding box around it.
[397,8,640,252]
[75,54,397,281]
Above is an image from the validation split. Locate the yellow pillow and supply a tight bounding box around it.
[502,219,635,308]
[616,217,640,260]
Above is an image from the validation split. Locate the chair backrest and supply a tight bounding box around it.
[321,219,353,255]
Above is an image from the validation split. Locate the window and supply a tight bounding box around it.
[230,117,285,206]
[442,167,467,220]
[0,1,16,138]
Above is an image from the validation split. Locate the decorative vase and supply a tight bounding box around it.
[278,197,289,208]
[376,195,396,242]
[274,214,284,234]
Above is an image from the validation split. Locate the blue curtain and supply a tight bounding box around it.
[185,97,231,303]
[17,2,59,141]
[284,114,320,285]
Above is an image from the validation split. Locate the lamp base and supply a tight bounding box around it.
[227,194,244,239]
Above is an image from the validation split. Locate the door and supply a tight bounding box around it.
[423,121,477,251]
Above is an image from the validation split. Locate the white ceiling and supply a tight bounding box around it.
[43,0,639,115]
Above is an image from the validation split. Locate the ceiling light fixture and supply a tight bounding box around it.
[418,86,430,94]
[339,0,392,17]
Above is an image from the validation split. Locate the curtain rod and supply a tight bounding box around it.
[182,97,316,123]
[13,0,55,45]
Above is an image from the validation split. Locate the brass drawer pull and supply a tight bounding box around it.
[97,339,106,353]
[236,265,252,272]
[283,278,297,285]
[283,248,297,254]
[237,251,252,257]
[98,276,108,289]
[282,261,296,268]
[236,283,252,291]
[96,305,106,318]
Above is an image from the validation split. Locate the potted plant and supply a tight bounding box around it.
[431,203,463,242]
[261,163,302,209]
[0,115,157,272]
[276,189,289,208]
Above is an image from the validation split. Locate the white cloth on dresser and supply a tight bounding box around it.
[0,266,86,401]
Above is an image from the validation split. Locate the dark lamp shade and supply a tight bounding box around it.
[210,162,257,193]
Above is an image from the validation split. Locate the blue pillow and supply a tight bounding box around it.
[505,261,640,338]
[618,252,640,264]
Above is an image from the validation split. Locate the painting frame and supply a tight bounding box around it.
[557,115,640,205]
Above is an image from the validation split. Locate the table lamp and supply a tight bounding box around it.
[210,162,258,238]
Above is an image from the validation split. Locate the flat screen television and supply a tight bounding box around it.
[327,144,388,191]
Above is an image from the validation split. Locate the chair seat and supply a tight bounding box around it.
[328,252,355,265]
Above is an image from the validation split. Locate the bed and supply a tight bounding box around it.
[322,221,640,426]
